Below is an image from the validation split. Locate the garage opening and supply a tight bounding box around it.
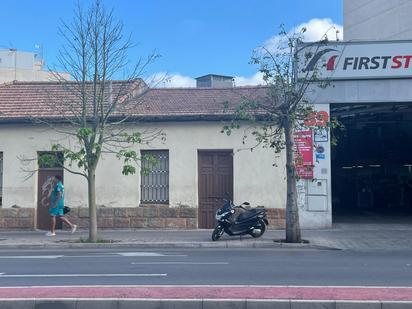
[331,102,412,222]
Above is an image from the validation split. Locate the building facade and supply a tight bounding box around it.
[2,1,411,230]
[285,0,412,227]
[344,0,412,40]
[0,81,287,230]
[0,50,69,84]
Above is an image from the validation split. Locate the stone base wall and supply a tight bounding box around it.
[0,206,286,230]
[267,208,286,229]
[65,205,198,229]
[0,208,35,229]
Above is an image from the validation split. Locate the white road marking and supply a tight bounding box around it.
[117,252,187,257]
[0,256,63,259]
[0,273,167,278]
[131,262,228,265]
[61,255,120,258]
[0,253,188,259]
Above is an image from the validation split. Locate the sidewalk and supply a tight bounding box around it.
[1,223,412,250]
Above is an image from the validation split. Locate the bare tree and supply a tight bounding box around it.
[223,26,337,243]
[34,0,161,242]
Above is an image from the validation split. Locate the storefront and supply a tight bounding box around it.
[297,40,412,227]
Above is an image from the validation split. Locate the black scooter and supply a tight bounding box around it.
[211,199,268,241]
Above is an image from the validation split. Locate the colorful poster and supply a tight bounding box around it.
[294,130,314,179]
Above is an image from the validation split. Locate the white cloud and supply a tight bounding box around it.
[146,72,196,88]
[148,72,265,87]
[234,72,265,86]
[264,18,343,53]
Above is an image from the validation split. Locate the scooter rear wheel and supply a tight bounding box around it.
[212,225,224,241]
[250,219,266,238]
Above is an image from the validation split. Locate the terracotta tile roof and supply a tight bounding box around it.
[0,80,144,121]
[125,86,270,119]
[0,80,270,122]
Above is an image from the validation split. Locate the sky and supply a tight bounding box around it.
[0,0,342,87]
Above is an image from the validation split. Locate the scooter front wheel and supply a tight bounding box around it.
[212,225,224,241]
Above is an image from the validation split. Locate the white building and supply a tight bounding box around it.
[293,0,412,226]
[0,77,287,230]
[0,50,69,84]
[344,0,412,41]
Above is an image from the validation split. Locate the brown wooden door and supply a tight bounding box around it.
[198,150,233,228]
[37,168,63,230]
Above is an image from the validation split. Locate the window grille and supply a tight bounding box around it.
[141,150,169,203]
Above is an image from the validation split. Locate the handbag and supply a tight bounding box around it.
[63,206,71,214]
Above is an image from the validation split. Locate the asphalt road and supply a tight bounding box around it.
[1,248,412,287]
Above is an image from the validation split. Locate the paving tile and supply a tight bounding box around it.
[76,299,118,309]
[0,299,35,309]
[118,299,161,309]
[203,299,247,309]
[35,299,76,309]
[336,301,381,309]
[382,302,412,309]
[291,300,336,309]
[247,299,290,309]
[160,299,202,309]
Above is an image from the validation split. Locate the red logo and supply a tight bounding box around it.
[326,55,338,71]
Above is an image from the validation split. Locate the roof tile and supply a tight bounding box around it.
[0,80,269,121]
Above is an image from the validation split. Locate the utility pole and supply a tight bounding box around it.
[10,48,17,81]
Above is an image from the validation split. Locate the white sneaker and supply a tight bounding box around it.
[45,232,56,237]
[71,224,77,234]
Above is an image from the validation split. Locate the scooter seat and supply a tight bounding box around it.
[237,209,265,222]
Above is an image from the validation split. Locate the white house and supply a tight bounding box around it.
[0,76,290,230]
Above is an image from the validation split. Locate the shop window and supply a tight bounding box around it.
[140,150,169,204]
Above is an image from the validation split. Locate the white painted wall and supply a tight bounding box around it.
[0,68,70,83]
[0,122,286,212]
[297,104,332,229]
[344,0,412,40]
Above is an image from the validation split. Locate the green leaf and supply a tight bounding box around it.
[122,165,136,175]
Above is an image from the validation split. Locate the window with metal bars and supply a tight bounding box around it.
[140,150,169,204]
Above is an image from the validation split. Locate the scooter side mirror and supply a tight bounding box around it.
[242,202,250,206]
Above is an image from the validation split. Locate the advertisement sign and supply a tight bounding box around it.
[294,130,313,179]
[297,40,412,80]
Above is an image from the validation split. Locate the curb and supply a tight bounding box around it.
[0,298,411,309]
[0,241,339,250]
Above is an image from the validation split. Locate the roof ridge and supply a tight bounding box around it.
[0,81,17,87]
[151,85,269,91]
[6,79,143,85]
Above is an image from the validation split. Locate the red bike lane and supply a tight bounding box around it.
[1,286,412,301]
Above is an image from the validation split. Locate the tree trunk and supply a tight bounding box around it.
[284,117,301,243]
[88,168,98,242]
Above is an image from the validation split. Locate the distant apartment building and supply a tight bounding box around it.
[0,49,69,83]
[344,0,412,40]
